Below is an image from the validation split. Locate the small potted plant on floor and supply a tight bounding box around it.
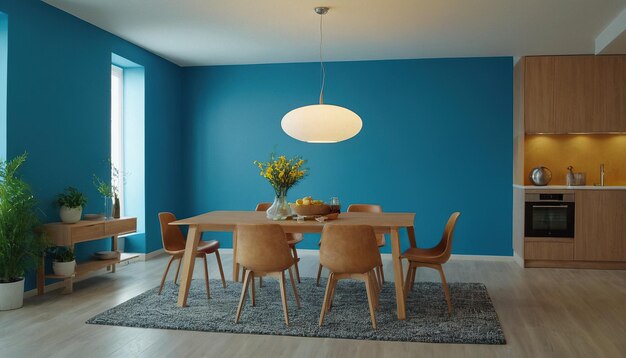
[0,153,47,310]
[56,187,88,224]
[48,246,76,277]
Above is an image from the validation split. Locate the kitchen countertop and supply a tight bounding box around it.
[513,184,626,190]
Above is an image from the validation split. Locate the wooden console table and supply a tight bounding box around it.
[37,217,137,295]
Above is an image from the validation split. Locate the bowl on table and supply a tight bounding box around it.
[289,203,331,217]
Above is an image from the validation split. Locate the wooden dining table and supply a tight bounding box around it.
[171,211,416,319]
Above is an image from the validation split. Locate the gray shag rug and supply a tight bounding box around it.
[87,278,505,344]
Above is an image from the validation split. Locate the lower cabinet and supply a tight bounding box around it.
[575,190,626,262]
[525,240,574,261]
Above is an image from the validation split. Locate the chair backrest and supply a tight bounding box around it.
[319,224,380,274]
[158,212,186,253]
[435,212,461,262]
[255,202,303,242]
[347,204,382,213]
[236,224,294,271]
[255,202,272,211]
[347,204,385,245]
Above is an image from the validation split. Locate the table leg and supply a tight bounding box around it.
[37,256,45,296]
[177,225,201,307]
[390,228,406,320]
[111,235,118,273]
[62,276,74,294]
[407,226,417,249]
[232,230,240,282]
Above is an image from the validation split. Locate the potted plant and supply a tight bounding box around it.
[0,153,47,310]
[93,174,113,219]
[56,187,87,224]
[93,160,125,220]
[48,246,76,277]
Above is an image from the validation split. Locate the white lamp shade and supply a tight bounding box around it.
[281,104,363,143]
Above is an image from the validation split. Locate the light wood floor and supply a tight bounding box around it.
[2,251,625,358]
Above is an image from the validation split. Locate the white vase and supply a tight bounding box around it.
[0,278,24,311]
[53,260,76,277]
[266,194,293,220]
[60,206,82,224]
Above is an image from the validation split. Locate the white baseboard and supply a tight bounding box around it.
[138,249,164,261]
[513,251,525,267]
[450,254,514,261]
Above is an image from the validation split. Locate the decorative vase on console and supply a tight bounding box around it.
[113,194,120,219]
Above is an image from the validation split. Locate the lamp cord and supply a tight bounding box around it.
[319,12,325,105]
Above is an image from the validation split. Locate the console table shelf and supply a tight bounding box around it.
[37,217,137,295]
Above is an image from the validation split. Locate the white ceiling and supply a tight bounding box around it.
[43,0,626,67]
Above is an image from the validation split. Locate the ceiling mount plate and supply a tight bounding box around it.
[314,7,329,15]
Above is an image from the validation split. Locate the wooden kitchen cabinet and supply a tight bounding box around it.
[553,56,596,133]
[522,55,626,134]
[524,56,555,133]
[525,239,574,261]
[575,190,626,262]
[594,56,626,132]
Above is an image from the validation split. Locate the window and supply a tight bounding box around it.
[111,53,145,252]
[111,65,125,215]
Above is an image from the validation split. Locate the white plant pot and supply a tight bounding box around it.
[0,278,25,310]
[53,260,76,277]
[60,206,83,224]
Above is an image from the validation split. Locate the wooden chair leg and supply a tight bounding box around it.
[373,267,381,292]
[235,270,252,323]
[214,250,226,288]
[278,271,290,325]
[404,262,413,298]
[259,276,263,287]
[288,267,300,308]
[319,272,334,326]
[368,270,379,309]
[291,246,301,283]
[249,272,256,306]
[436,265,453,315]
[370,269,380,295]
[173,256,183,285]
[364,272,377,329]
[158,255,176,295]
[379,264,385,284]
[327,276,337,312]
[202,254,211,299]
[409,265,417,292]
[316,264,324,286]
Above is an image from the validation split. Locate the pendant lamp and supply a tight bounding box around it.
[281,7,362,143]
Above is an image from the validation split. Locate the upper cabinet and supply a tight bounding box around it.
[594,56,626,132]
[524,57,555,133]
[522,55,626,134]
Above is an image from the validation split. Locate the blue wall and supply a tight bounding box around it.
[0,0,185,290]
[0,0,514,294]
[182,58,513,255]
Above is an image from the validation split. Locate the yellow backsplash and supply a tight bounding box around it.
[525,134,626,186]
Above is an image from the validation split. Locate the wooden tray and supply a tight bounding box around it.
[292,212,339,221]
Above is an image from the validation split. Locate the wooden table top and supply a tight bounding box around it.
[171,211,415,233]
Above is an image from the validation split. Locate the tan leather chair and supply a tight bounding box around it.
[316,204,386,288]
[318,224,380,329]
[256,202,303,283]
[402,212,461,315]
[158,212,226,298]
[235,224,300,325]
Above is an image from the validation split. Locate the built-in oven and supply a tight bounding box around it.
[525,193,575,238]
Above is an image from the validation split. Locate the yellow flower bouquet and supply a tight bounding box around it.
[254,153,307,220]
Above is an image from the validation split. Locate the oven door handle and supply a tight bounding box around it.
[531,205,569,208]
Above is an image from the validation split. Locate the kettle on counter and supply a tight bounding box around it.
[529,166,552,186]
